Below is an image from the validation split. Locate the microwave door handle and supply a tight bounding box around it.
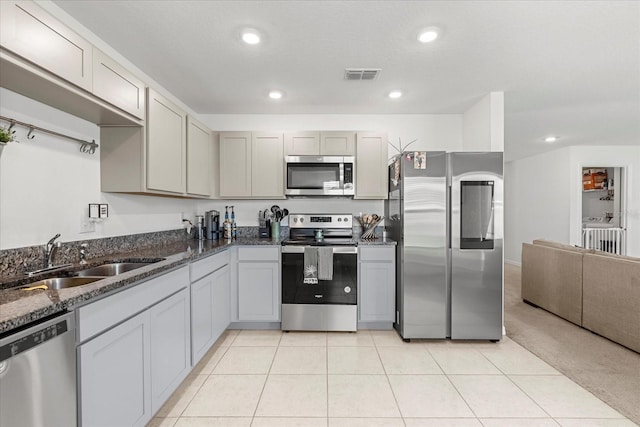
[339,162,345,189]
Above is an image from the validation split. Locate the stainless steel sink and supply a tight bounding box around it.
[22,276,103,291]
[75,262,155,277]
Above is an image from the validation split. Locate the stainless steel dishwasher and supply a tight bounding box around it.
[0,311,76,427]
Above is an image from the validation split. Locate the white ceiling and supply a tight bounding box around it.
[52,0,639,161]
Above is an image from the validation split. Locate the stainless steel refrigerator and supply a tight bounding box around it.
[385,151,503,341]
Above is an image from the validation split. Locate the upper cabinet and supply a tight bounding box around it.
[252,133,284,198]
[355,132,388,199]
[220,132,252,198]
[0,0,143,125]
[146,89,187,194]
[0,0,93,91]
[320,132,355,155]
[101,89,213,198]
[284,132,319,155]
[285,131,355,156]
[220,132,285,199]
[92,48,145,119]
[186,117,212,197]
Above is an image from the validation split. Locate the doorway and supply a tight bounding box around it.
[581,166,626,254]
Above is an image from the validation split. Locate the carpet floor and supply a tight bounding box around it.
[504,263,640,425]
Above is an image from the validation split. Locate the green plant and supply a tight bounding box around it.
[0,126,16,144]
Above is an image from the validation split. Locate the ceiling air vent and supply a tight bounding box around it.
[344,68,381,81]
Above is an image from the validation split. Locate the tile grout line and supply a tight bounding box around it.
[170,330,238,423]
[373,337,408,426]
[249,330,282,424]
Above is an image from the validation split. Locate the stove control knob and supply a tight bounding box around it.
[300,218,304,223]
[337,218,342,222]
[344,217,349,222]
[344,286,352,294]
[293,218,298,223]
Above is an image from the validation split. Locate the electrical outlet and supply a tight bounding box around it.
[80,219,95,233]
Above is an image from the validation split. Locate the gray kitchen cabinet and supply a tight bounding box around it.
[147,89,187,194]
[285,131,355,155]
[355,132,388,199]
[79,311,152,427]
[190,252,231,365]
[252,132,284,198]
[220,132,284,199]
[359,246,396,325]
[220,132,252,197]
[237,247,281,322]
[320,131,356,155]
[187,117,212,197]
[77,266,190,427]
[284,131,320,155]
[0,0,93,91]
[92,48,146,120]
[150,288,191,413]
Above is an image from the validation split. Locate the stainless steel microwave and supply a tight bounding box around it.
[285,156,355,196]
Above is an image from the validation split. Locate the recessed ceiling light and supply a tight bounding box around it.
[418,27,440,43]
[241,29,261,45]
[388,90,403,99]
[268,90,283,100]
[545,136,558,143]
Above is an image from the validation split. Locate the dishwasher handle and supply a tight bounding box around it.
[0,312,74,362]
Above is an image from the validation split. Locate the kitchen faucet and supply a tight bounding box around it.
[45,233,61,268]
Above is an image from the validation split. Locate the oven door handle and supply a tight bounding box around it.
[281,246,358,254]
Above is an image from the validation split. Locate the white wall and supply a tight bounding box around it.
[505,145,640,264]
[462,92,504,152]
[0,88,198,249]
[504,147,572,264]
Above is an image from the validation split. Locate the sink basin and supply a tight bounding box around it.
[22,276,103,290]
[75,262,155,277]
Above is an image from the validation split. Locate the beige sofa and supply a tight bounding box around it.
[521,239,640,353]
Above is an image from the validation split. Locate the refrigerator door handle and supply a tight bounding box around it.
[447,184,452,249]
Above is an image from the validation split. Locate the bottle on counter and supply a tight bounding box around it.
[223,206,232,240]
[231,206,237,239]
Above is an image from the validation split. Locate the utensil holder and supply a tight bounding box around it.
[271,221,280,239]
[357,216,384,240]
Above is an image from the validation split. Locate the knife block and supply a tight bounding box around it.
[259,219,271,238]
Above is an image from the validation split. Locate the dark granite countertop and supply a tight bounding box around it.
[0,235,394,335]
[0,237,282,335]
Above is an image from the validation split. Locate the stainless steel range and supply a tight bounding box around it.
[281,214,358,331]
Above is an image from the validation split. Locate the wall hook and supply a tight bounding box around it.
[27,127,35,139]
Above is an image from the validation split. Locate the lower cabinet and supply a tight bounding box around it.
[77,267,190,427]
[237,247,281,322]
[359,246,396,324]
[79,311,151,427]
[191,262,230,365]
[150,289,191,413]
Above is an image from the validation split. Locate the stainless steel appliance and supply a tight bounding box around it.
[281,214,358,331]
[285,156,355,196]
[385,152,503,341]
[0,312,76,427]
[205,210,220,240]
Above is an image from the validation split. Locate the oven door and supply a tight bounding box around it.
[285,156,346,196]
[282,246,357,305]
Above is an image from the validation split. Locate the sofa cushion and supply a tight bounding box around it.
[521,242,583,325]
[532,239,594,254]
[590,250,640,263]
[582,253,640,353]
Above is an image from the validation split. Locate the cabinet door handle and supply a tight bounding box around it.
[314,294,323,298]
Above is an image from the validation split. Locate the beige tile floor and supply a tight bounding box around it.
[148,329,636,427]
